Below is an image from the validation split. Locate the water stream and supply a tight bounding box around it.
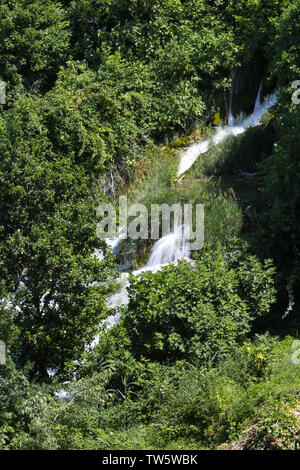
[178,85,277,176]
[102,83,278,322]
[53,82,278,393]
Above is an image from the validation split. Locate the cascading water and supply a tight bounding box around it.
[105,223,191,313]
[59,81,278,391]
[228,75,235,127]
[103,83,278,320]
[146,223,190,267]
[177,140,210,178]
[178,84,277,176]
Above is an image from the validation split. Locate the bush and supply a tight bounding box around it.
[123,240,276,363]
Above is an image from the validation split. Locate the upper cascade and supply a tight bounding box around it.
[178,84,277,176]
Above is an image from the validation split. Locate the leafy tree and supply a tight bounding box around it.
[0,114,114,376]
[124,241,276,362]
[3,59,156,179]
[224,0,293,60]
[67,0,240,133]
[0,0,71,95]
[267,2,300,97]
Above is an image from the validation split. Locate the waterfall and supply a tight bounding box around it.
[100,82,278,319]
[146,223,190,267]
[104,224,191,313]
[178,84,277,176]
[228,79,234,127]
[177,139,210,176]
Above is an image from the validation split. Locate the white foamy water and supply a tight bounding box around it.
[178,85,277,176]
[178,140,210,176]
[146,223,190,267]
[105,225,191,312]
[103,85,277,316]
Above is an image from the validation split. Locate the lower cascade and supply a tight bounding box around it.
[146,223,191,267]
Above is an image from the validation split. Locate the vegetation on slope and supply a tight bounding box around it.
[0,0,299,450]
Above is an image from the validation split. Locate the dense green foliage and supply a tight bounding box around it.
[0,0,299,451]
[0,119,114,375]
[1,336,300,450]
[0,0,70,94]
[125,242,275,362]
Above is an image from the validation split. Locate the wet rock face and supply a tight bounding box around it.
[228,62,264,117]
[214,51,275,123]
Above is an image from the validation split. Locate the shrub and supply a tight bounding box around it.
[123,240,276,363]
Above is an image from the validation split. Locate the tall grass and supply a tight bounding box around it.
[116,143,243,268]
[187,125,275,179]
